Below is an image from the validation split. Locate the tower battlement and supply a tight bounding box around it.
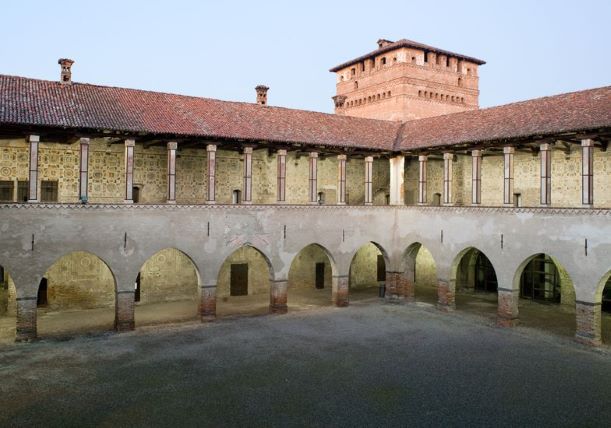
[330,39,485,121]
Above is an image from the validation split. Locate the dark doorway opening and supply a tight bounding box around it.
[377,255,385,282]
[37,277,48,307]
[602,277,611,313]
[315,263,325,289]
[520,254,560,303]
[133,186,140,204]
[135,272,141,302]
[230,264,248,296]
[474,252,498,292]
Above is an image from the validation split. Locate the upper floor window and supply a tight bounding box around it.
[351,68,356,76]
[381,57,387,65]
[41,180,58,202]
[0,181,13,202]
[360,62,365,72]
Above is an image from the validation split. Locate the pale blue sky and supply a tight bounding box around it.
[2,0,609,113]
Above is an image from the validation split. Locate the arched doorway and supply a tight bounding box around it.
[0,265,16,342]
[349,242,388,302]
[217,245,273,317]
[287,244,336,310]
[452,247,498,317]
[515,254,576,338]
[38,252,116,337]
[402,243,438,305]
[134,248,200,327]
[597,272,611,345]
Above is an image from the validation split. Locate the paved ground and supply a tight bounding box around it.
[0,298,610,428]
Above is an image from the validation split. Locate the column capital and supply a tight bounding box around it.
[337,154,347,161]
[28,134,40,143]
[581,139,595,147]
[471,149,482,157]
[243,146,254,154]
[418,154,428,162]
[540,143,551,151]
[364,155,374,162]
[503,146,515,154]
[443,152,454,160]
[309,151,319,158]
[206,144,217,152]
[125,139,135,147]
[167,141,178,150]
[277,149,287,156]
[79,137,90,145]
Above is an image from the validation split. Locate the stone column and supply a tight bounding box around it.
[581,139,594,207]
[166,142,177,204]
[114,290,135,332]
[471,149,482,205]
[437,279,455,312]
[575,301,602,346]
[200,284,216,322]
[497,288,519,327]
[337,154,347,205]
[364,156,373,205]
[124,139,135,203]
[332,275,349,307]
[242,146,253,204]
[308,152,318,204]
[389,155,405,205]
[276,149,287,203]
[78,137,90,203]
[418,155,428,205]
[443,152,453,205]
[503,146,515,206]
[27,135,40,202]
[206,144,216,204]
[15,297,37,341]
[270,280,288,314]
[540,143,551,206]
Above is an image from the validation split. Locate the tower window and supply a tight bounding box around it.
[381,57,387,65]
[458,77,463,87]
[361,62,365,72]
[411,56,416,63]
[354,81,358,89]
[351,68,356,76]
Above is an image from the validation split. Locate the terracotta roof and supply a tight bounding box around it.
[0,74,400,150]
[0,74,609,153]
[329,38,485,72]
[396,86,611,151]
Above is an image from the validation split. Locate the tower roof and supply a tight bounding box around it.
[329,38,486,72]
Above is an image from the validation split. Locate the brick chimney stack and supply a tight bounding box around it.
[58,58,75,84]
[255,85,269,105]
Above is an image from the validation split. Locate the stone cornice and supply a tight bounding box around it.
[0,203,609,215]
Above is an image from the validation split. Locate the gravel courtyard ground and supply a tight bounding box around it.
[0,299,609,428]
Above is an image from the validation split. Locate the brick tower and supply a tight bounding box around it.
[330,39,485,121]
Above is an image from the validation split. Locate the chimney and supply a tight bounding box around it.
[377,39,394,49]
[255,85,269,105]
[58,58,75,84]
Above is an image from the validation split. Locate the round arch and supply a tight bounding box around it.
[595,270,611,345]
[287,243,337,309]
[134,247,201,327]
[0,264,17,342]
[512,253,576,338]
[38,251,117,337]
[216,244,275,317]
[348,241,390,301]
[400,242,438,304]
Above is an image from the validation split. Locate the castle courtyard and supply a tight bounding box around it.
[0,300,609,427]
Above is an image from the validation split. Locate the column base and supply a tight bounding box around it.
[27,199,40,204]
[308,201,319,206]
[205,200,216,205]
[123,199,134,204]
[333,276,349,307]
[497,316,519,328]
[364,202,373,206]
[336,202,346,206]
[241,201,253,205]
[15,297,37,342]
[114,291,135,332]
[200,285,216,322]
[436,280,455,312]
[166,200,176,205]
[575,301,602,346]
[270,280,288,315]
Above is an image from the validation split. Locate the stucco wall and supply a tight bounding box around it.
[349,243,383,289]
[288,244,333,289]
[217,246,271,298]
